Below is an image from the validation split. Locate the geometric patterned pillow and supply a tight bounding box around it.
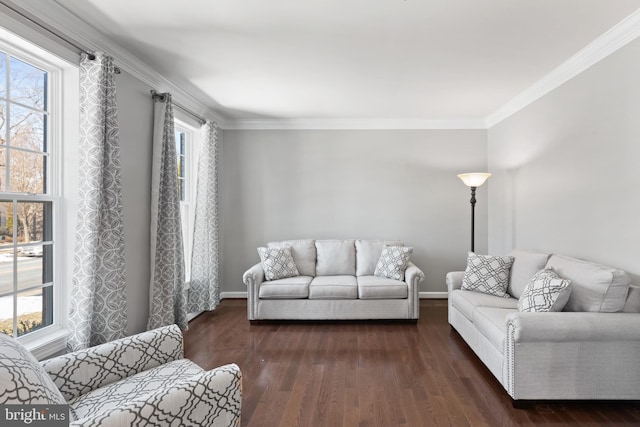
[0,332,66,404]
[518,268,572,312]
[461,252,515,298]
[257,246,300,281]
[374,245,413,281]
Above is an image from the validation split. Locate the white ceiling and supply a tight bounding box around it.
[54,0,640,124]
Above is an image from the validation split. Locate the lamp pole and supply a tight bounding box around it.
[457,173,491,253]
[470,186,477,252]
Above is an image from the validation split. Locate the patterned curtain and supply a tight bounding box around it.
[188,121,220,313]
[147,93,187,330]
[67,52,127,351]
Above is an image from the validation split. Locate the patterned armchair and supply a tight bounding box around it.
[0,325,241,426]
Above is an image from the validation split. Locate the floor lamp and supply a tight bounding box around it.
[457,173,491,252]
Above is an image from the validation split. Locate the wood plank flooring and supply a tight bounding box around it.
[184,299,640,426]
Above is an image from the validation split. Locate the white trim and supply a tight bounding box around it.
[419,292,448,299]
[225,118,486,131]
[6,0,226,127]
[486,8,640,128]
[221,292,248,299]
[0,31,76,357]
[20,326,68,361]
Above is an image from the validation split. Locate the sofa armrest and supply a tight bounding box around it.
[70,363,242,427]
[242,262,265,287]
[404,262,424,287]
[243,263,264,320]
[506,312,640,343]
[42,325,183,401]
[405,262,424,319]
[446,271,465,292]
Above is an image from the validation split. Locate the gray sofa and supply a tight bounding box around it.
[243,239,424,321]
[447,249,640,402]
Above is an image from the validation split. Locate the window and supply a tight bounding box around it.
[176,127,186,203]
[0,50,55,338]
[175,120,199,281]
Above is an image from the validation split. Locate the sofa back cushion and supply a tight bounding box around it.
[315,239,356,276]
[0,333,66,404]
[268,239,316,276]
[546,254,630,312]
[623,284,640,313]
[508,249,550,299]
[355,240,403,276]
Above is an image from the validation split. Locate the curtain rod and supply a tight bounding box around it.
[151,90,207,126]
[0,0,121,73]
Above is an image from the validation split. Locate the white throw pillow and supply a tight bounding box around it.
[374,245,413,281]
[518,268,572,312]
[257,246,300,281]
[461,252,514,298]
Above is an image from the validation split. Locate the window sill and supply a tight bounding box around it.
[18,326,69,361]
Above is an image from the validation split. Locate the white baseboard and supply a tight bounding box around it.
[221,291,448,299]
[419,292,448,299]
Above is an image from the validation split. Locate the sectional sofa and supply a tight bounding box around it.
[242,239,424,321]
[447,250,640,402]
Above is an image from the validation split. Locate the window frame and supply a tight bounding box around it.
[0,27,77,358]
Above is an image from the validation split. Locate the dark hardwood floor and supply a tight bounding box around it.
[184,299,640,426]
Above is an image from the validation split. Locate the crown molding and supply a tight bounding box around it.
[486,8,640,128]
[5,1,640,131]
[5,0,226,126]
[224,118,487,130]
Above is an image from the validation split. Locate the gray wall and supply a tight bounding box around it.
[220,129,488,294]
[488,37,640,283]
[116,71,154,334]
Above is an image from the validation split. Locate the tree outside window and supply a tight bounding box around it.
[0,51,53,337]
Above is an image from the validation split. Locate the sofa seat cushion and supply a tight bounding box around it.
[473,307,516,353]
[450,289,518,322]
[357,276,408,299]
[259,276,313,299]
[268,239,316,277]
[68,358,203,421]
[546,255,630,312]
[309,276,357,299]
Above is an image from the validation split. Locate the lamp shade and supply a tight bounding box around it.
[457,173,491,187]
